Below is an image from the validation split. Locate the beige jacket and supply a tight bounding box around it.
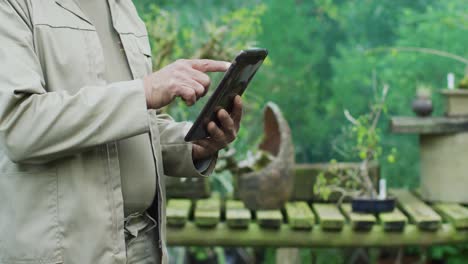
[0,0,213,263]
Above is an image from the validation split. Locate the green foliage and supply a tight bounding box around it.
[136,0,468,193]
[209,170,233,198]
[140,1,468,261]
[237,150,274,173]
[459,75,468,89]
[405,244,468,264]
[314,86,396,200]
[312,249,345,264]
[139,2,268,161]
[328,0,466,188]
[141,3,265,69]
[187,246,226,263]
[314,172,332,201]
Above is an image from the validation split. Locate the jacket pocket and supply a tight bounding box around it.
[120,34,153,79]
[33,2,104,94]
[137,35,153,73]
[0,171,62,264]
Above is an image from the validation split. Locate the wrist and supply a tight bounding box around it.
[143,75,154,109]
[192,144,215,162]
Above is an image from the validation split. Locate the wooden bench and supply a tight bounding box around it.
[166,189,468,247]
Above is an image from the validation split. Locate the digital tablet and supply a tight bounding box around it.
[184,48,268,142]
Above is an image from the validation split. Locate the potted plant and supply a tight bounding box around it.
[412,85,433,117]
[292,162,380,202]
[314,85,397,213]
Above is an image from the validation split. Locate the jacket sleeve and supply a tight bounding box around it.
[0,1,150,164]
[155,113,217,178]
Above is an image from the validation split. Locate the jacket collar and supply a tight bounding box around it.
[55,0,92,25]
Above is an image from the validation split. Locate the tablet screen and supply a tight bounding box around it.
[213,60,263,114]
[185,49,267,141]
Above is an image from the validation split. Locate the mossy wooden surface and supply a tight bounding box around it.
[166,189,468,247]
[167,223,468,247]
[433,203,468,229]
[313,204,345,230]
[257,210,283,229]
[194,198,220,228]
[285,202,315,230]
[226,200,251,229]
[166,199,191,227]
[391,189,441,231]
[341,204,376,231]
[379,208,408,232]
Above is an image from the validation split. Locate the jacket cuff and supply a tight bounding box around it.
[194,156,214,173]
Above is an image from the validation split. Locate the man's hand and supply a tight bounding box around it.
[143,59,230,109]
[192,95,243,161]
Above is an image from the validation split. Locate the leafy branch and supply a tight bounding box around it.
[366,46,468,74]
[314,84,395,203]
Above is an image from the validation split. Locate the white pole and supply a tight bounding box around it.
[379,179,387,199]
[448,73,455,90]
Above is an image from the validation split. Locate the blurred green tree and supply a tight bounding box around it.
[135,0,467,189]
[329,0,466,187]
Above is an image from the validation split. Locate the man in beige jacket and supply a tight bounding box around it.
[0,0,242,263]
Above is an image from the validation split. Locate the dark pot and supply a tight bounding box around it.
[351,196,395,213]
[412,97,433,117]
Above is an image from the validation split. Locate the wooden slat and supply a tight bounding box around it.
[194,198,220,228]
[285,202,315,230]
[313,204,345,230]
[341,204,376,231]
[167,222,468,247]
[391,116,468,134]
[433,203,468,229]
[257,210,283,229]
[379,208,408,232]
[166,199,191,227]
[391,189,441,231]
[226,200,251,229]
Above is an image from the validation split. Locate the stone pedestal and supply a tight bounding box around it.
[441,90,468,116]
[392,116,468,203]
[420,133,468,203]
